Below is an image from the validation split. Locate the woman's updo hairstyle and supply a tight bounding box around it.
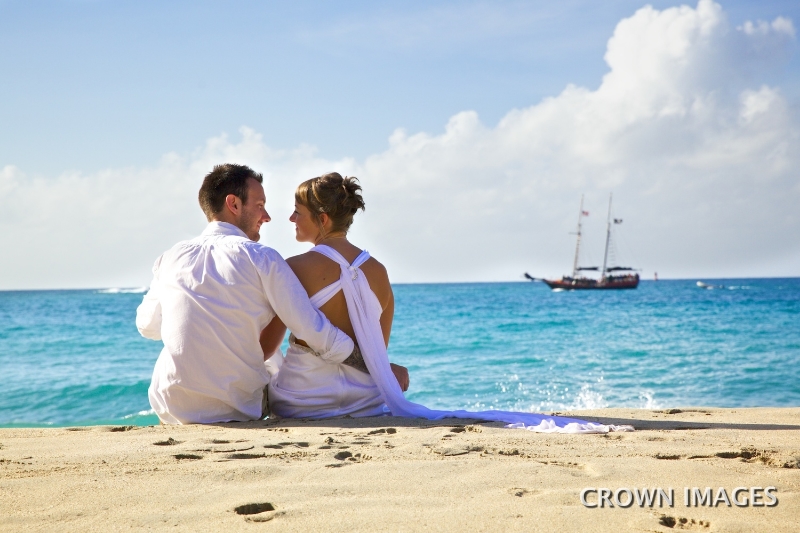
[295,172,365,235]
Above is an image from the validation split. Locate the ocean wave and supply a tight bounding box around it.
[122,409,155,419]
[637,391,661,410]
[97,287,148,294]
[567,384,609,410]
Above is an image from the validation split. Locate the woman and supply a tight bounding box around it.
[264,172,632,433]
[263,172,408,418]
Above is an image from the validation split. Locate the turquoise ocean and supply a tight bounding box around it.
[1,278,798,427]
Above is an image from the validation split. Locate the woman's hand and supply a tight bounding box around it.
[390,363,409,392]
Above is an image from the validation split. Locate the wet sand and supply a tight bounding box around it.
[1,408,798,532]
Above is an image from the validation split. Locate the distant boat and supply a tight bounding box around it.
[527,194,639,290]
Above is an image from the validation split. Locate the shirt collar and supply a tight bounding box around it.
[202,221,250,239]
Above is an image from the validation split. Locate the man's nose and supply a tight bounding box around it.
[263,210,271,223]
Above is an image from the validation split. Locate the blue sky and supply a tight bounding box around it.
[3,0,797,174]
[1,0,799,288]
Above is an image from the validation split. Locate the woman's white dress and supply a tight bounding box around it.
[269,245,632,434]
[268,257,388,418]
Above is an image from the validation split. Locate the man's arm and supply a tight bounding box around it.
[260,316,287,361]
[255,249,354,364]
[136,257,163,340]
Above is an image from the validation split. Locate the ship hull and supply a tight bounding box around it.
[543,275,639,290]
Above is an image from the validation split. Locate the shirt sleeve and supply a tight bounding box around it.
[253,246,355,364]
[136,255,164,341]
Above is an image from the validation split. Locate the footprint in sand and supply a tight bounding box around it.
[654,454,682,460]
[367,428,397,435]
[433,446,484,457]
[282,441,309,448]
[108,426,135,432]
[209,445,255,453]
[226,453,266,460]
[782,457,800,469]
[658,515,710,530]
[153,438,182,446]
[187,439,255,453]
[234,502,283,523]
[448,425,482,433]
[713,448,777,465]
[508,488,535,497]
[498,449,521,456]
[326,451,371,467]
[540,460,589,474]
[263,442,309,451]
[319,437,351,450]
[173,454,203,460]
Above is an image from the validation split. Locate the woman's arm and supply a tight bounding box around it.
[260,316,287,361]
[380,284,409,391]
[380,286,394,348]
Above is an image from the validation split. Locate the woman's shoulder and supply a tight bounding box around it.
[285,251,336,276]
[360,254,389,281]
[286,245,390,286]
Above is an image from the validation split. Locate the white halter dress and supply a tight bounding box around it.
[268,248,388,419]
[269,245,633,434]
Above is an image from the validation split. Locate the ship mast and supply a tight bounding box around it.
[601,193,612,280]
[571,195,585,278]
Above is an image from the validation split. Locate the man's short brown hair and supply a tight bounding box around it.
[198,164,263,220]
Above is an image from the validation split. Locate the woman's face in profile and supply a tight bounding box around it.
[289,203,319,243]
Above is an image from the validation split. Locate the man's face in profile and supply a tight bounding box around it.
[238,178,270,241]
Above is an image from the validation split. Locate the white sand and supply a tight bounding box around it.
[2,408,799,532]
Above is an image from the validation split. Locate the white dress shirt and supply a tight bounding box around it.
[136,221,355,424]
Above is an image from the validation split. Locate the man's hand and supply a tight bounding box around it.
[390,363,409,392]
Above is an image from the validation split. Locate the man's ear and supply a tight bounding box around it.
[224,194,241,215]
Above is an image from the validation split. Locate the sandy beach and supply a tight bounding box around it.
[2,408,798,532]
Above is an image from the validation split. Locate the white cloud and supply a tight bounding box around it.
[740,16,795,38]
[1,0,798,289]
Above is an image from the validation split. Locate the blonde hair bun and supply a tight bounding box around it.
[295,172,365,233]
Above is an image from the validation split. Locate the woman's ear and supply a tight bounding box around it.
[318,212,331,230]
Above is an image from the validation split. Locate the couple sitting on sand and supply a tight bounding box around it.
[136,164,630,433]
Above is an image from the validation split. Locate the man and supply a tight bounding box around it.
[136,164,364,424]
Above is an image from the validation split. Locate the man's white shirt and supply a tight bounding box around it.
[136,221,354,424]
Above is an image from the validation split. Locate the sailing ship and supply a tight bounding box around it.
[526,194,639,290]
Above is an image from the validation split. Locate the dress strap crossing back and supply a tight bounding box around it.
[311,245,371,276]
[307,246,371,308]
[309,280,343,308]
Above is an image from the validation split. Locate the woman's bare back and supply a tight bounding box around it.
[286,240,394,347]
